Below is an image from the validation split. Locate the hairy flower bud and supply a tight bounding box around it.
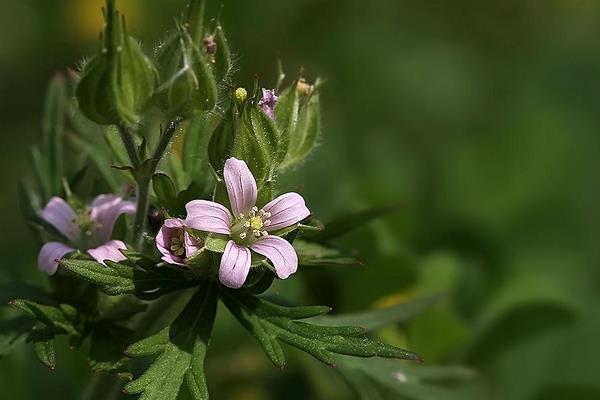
[155,1,217,119]
[274,77,322,170]
[76,0,157,126]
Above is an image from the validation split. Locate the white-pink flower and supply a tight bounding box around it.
[185,157,310,288]
[37,195,135,275]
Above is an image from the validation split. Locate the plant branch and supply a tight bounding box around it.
[117,125,141,167]
[118,119,183,249]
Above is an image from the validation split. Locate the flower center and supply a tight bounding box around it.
[170,233,185,256]
[230,206,271,246]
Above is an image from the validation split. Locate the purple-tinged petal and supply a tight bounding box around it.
[185,200,232,234]
[40,197,80,242]
[219,240,251,289]
[262,192,310,231]
[90,195,136,242]
[156,219,186,266]
[37,242,74,276]
[250,235,298,279]
[223,157,257,216]
[258,88,279,119]
[87,240,127,266]
[184,232,202,256]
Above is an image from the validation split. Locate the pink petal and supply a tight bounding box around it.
[90,195,136,242]
[219,240,251,289]
[262,192,310,231]
[185,200,232,234]
[184,232,202,256]
[40,197,80,242]
[87,240,127,266]
[223,157,257,216]
[37,242,74,275]
[250,235,298,279]
[156,219,186,266]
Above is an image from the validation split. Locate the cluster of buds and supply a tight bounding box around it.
[76,0,231,124]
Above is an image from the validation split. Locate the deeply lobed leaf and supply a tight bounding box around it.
[125,281,218,400]
[220,289,422,368]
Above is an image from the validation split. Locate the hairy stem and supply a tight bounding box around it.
[117,125,141,168]
[118,119,182,249]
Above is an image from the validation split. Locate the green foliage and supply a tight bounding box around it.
[220,289,422,368]
[303,204,402,243]
[293,239,361,267]
[0,317,33,357]
[336,356,474,400]
[312,294,444,331]
[125,281,218,400]
[59,255,199,300]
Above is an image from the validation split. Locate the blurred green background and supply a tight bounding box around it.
[2,1,600,399]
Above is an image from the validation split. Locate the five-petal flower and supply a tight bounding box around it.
[184,157,310,288]
[37,195,135,275]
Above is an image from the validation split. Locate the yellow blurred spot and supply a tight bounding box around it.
[372,291,414,309]
[65,0,140,43]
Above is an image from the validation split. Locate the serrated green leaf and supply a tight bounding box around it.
[10,299,77,336]
[220,290,422,369]
[59,259,135,296]
[125,281,218,400]
[303,204,402,243]
[59,258,199,300]
[311,294,444,331]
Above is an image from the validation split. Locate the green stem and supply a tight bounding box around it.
[118,119,182,249]
[132,177,151,248]
[117,125,141,168]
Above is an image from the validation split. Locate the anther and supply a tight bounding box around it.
[263,220,271,226]
[243,221,251,228]
[239,232,247,239]
[253,230,261,238]
[261,231,268,237]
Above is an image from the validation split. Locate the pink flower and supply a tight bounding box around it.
[185,157,310,288]
[155,218,202,266]
[37,195,135,275]
[258,88,279,119]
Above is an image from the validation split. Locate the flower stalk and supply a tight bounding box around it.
[118,118,183,248]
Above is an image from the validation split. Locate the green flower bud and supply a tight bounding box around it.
[274,77,322,170]
[235,87,247,103]
[155,3,217,119]
[76,0,157,126]
[210,87,279,187]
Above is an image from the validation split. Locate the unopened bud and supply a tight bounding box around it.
[296,78,312,96]
[155,25,217,119]
[76,0,157,126]
[235,87,247,103]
